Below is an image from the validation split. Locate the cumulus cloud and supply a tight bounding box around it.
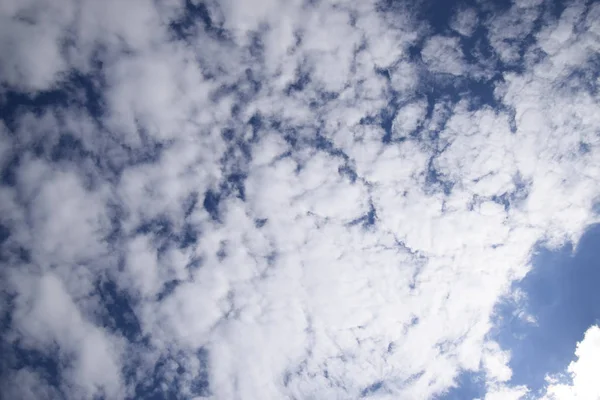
[542,325,600,399]
[0,0,599,399]
[392,99,428,139]
[7,272,125,399]
[421,35,466,76]
[0,0,72,91]
[450,7,479,37]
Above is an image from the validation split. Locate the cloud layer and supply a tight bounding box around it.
[1,0,600,399]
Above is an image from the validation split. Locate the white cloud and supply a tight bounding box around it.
[0,0,74,91]
[541,325,600,400]
[392,99,428,139]
[450,7,479,37]
[421,35,466,76]
[484,384,529,400]
[485,0,542,64]
[16,159,111,265]
[8,272,125,399]
[1,0,600,399]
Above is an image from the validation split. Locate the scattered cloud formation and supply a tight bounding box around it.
[0,0,599,399]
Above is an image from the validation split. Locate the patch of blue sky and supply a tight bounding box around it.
[488,224,600,396]
[440,225,600,398]
[437,371,486,400]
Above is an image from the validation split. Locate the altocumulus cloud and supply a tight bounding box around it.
[0,0,600,399]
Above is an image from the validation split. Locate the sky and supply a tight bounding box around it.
[0,0,600,399]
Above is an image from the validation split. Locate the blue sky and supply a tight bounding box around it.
[442,223,600,400]
[1,0,600,399]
